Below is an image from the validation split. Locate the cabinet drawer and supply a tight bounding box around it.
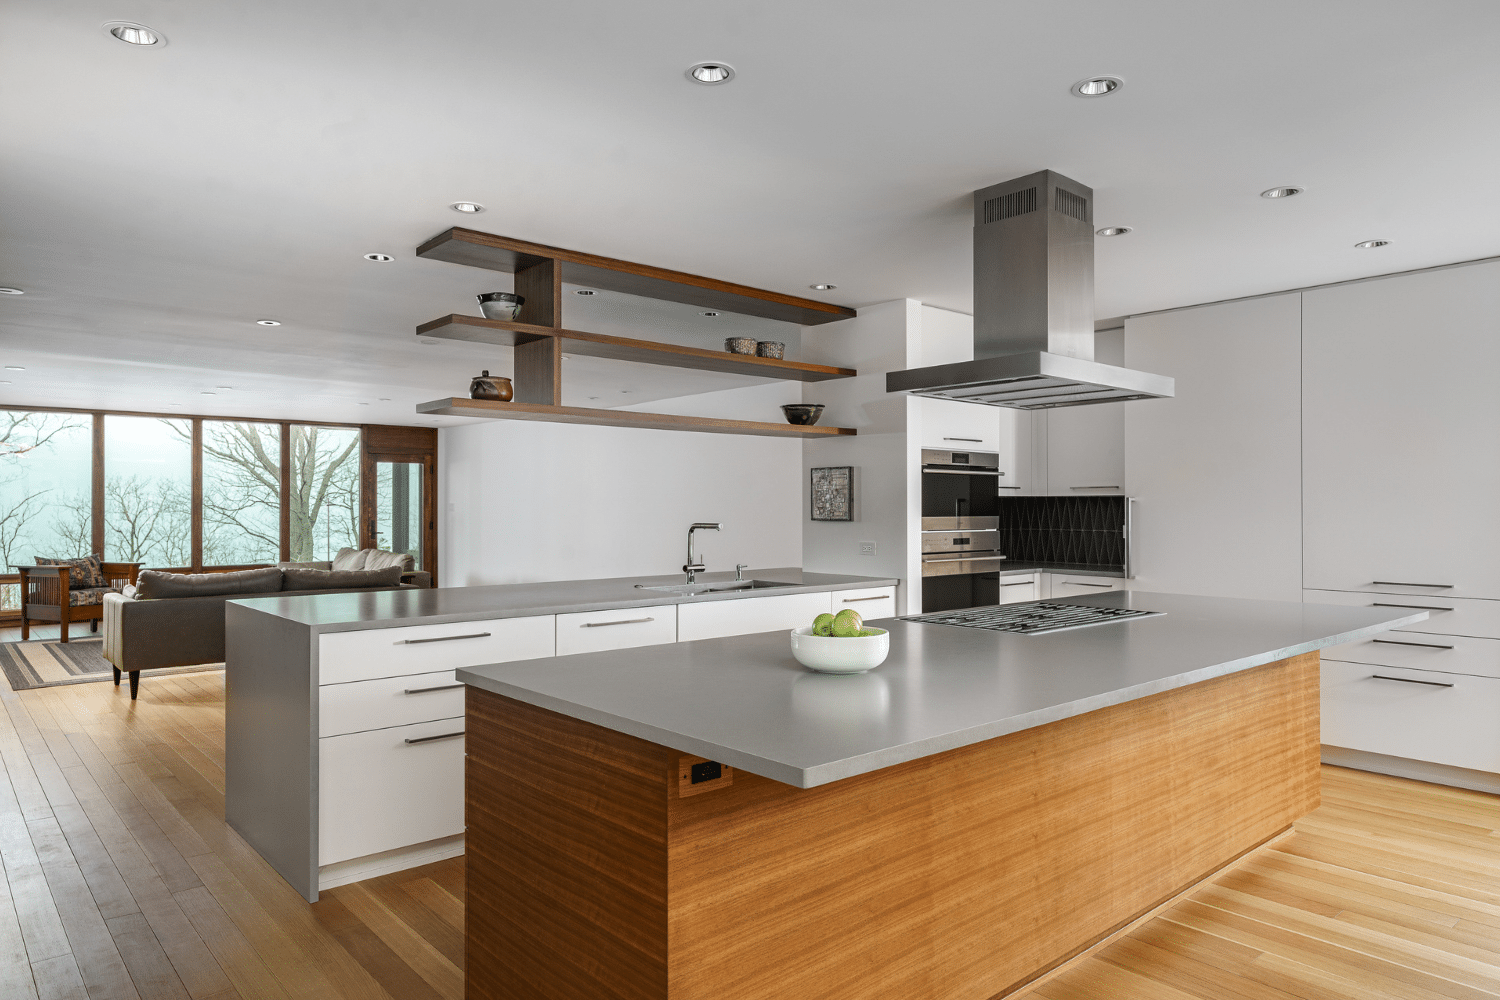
[556,605,677,656]
[831,587,897,621]
[319,670,463,739]
[1049,574,1124,599]
[1321,630,1500,681]
[998,575,1038,605]
[1305,589,1500,642]
[318,718,466,866]
[678,592,833,642]
[318,615,555,685]
[919,397,1002,452]
[1320,660,1500,773]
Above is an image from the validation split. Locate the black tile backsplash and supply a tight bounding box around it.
[996,496,1126,570]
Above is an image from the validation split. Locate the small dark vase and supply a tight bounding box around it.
[470,370,514,402]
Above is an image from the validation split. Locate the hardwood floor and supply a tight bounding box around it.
[0,639,1495,1000]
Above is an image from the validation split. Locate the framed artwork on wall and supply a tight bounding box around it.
[810,466,853,521]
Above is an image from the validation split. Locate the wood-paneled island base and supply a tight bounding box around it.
[464,651,1320,1000]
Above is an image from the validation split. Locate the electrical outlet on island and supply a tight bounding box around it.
[860,541,877,556]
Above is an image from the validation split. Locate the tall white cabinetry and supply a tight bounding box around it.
[1123,294,1304,601]
[1302,260,1500,791]
[1039,327,1126,495]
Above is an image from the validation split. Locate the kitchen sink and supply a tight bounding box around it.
[635,580,795,595]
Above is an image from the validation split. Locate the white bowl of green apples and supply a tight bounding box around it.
[789,609,890,674]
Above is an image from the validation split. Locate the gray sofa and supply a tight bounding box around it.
[102,564,420,699]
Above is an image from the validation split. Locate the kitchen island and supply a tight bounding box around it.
[456,591,1422,1000]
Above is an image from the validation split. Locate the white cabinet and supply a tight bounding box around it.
[1123,294,1303,601]
[319,615,556,685]
[1305,589,1500,642]
[678,592,834,642]
[917,397,1016,486]
[1042,328,1125,495]
[556,605,677,656]
[319,670,464,738]
[830,586,897,622]
[1320,659,1500,774]
[997,573,1040,604]
[1303,260,1500,601]
[319,718,467,866]
[1322,630,1500,681]
[1046,573,1124,600]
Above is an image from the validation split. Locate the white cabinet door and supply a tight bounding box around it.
[1304,589,1500,642]
[319,718,466,866]
[677,592,834,642]
[318,614,555,685]
[829,587,897,622]
[556,605,678,656]
[1321,630,1500,681]
[1043,328,1124,496]
[1124,294,1303,601]
[997,574,1039,604]
[1303,260,1500,600]
[1321,660,1500,773]
[917,398,1016,486]
[1047,574,1124,600]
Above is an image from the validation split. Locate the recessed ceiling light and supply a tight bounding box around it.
[574,289,595,296]
[809,283,836,291]
[1261,187,1304,199]
[620,389,633,394]
[687,62,735,85]
[699,311,720,317]
[357,402,370,406]
[200,391,216,396]
[256,319,280,326]
[4,366,25,371]
[588,396,600,400]
[1071,76,1123,98]
[450,202,485,214]
[1355,240,1391,249]
[1096,226,1133,237]
[364,253,394,262]
[216,386,233,390]
[378,397,391,401]
[167,403,182,407]
[0,287,23,295]
[103,21,165,46]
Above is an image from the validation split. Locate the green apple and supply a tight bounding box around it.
[831,608,863,637]
[812,613,834,636]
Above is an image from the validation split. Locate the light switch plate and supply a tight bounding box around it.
[860,541,877,555]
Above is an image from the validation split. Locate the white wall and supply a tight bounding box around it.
[439,381,802,587]
[801,299,922,612]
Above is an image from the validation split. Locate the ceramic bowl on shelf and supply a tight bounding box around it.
[725,337,757,355]
[477,292,525,321]
[781,404,825,426]
[756,341,786,360]
[789,626,890,673]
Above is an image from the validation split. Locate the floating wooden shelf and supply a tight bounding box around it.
[417,398,857,439]
[416,229,857,327]
[416,315,857,383]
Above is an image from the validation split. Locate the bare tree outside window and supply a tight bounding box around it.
[0,411,93,569]
[104,416,191,568]
[201,421,281,565]
[291,426,360,561]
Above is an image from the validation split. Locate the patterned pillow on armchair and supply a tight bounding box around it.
[35,554,107,589]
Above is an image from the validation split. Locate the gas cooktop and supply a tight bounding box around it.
[902,602,1164,635]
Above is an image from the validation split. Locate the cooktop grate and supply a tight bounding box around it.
[902,602,1164,635]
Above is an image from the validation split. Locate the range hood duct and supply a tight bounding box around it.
[886,170,1173,409]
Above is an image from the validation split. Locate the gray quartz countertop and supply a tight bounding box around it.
[229,568,897,632]
[456,591,1425,789]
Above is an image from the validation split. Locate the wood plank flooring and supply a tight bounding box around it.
[0,629,1495,1000]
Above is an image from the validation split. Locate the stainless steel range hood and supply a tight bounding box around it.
[887,170,1173,409]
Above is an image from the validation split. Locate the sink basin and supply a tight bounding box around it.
[635,580,795,595]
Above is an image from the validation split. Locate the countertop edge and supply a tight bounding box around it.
[456,610,1427,789]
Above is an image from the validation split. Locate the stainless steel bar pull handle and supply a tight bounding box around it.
[1069,486,1120,490]
[1371,674,1454,688]
[1063,582,1114,587]
[1371,581,1454,589]
[1371,603,1454,612]
[581,617,655,628]
[1372,639,1454,650]
[404,683,465,695]
[842,595,888,602]
[1000,580,1033,587]
[943,437,983,442]
[405,731,465,745]
[396,632,492,645]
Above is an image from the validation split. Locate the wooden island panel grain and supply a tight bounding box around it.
[464,652,1321,1000]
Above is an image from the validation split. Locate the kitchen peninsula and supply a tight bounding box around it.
[455,592,1422,1000]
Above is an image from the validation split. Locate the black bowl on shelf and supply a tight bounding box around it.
[781,404,825,426]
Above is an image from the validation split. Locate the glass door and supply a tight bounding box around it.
[374,460,425,568]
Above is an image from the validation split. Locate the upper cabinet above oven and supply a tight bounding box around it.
[915,396,1016,483]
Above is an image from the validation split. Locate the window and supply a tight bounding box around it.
[0,410,94,568]
[375,461,424,567]
[103,416,192,567]
[289,425,360,562]
[202,421,282,566]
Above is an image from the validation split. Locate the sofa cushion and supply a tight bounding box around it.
[35,554,106,589]
[135,567,284,600]
[67,586,118,606]
[277,561,332,570]
[331,547,368,571]
[363,549,415,572]
[280,565,404,591]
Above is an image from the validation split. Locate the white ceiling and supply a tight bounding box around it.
[3,0,1499,424]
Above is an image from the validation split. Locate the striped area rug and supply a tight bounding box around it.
[0,638,223,692]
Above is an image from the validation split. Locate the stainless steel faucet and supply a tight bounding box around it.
[735,563,748,582]
[684,522,722,583]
